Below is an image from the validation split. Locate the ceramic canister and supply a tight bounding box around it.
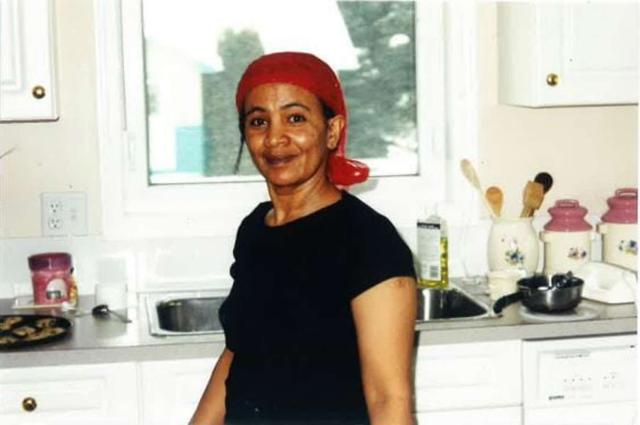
[540,199,593,275]
[598,188,637,271]
[488,217,539,275]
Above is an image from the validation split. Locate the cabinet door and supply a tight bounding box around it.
[416,406,522,425]
[498,3,638,106]
[524,401,636,425]
[414,340,521,412]
[0,362,138,425]
[0,0,58,121]
[140,357,216,425]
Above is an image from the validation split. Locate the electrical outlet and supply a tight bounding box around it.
[41,192,88,236]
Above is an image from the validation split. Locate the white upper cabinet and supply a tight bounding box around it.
[498,3,638,107]
[0,0,58,121]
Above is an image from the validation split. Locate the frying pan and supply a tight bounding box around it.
[493,272,584,315]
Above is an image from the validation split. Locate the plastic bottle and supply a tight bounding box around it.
[417,206,449,289]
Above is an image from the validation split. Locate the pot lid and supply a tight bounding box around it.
[601,188,637,224]
[544,199,592,232]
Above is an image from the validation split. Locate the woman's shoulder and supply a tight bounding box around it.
[341,191,391,222]
[237,201,271,233]
[339,191,397,234]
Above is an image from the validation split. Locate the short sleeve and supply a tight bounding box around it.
[346,215,416,299]
[217,218,248,353]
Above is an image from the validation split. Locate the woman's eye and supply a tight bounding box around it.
[288,114,306,124]
[249,117,267,127]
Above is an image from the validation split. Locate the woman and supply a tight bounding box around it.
[191,52,417,425]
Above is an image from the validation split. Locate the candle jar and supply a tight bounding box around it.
[488,217,539,275]
[28,252,78,306]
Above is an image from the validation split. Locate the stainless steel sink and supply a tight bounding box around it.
[146,291,228,336]
[416,287,491,322]
[146,285,491,336]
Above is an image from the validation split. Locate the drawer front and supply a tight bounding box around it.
[141,357,216,425]
[0,362,138,424]
[414,340,521,411]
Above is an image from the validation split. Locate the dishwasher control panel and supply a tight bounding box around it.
[523,334,636,407]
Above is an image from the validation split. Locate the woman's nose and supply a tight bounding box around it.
[265,121,288,147]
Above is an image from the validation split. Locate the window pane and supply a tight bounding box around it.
[142,0,417,184]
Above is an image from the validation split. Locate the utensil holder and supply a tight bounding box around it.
[488,217,539,275]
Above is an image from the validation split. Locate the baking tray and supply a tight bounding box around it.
[0,314,72,349]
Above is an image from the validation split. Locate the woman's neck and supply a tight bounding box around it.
[266,178,342,226]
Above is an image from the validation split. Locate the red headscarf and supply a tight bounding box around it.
[235,52,369,186]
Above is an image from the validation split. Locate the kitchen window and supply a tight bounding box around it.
[143,0,418,183]
[95,1,479,239]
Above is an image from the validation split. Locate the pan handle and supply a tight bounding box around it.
[493,291,524,315]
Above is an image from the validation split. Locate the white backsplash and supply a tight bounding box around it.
[0,214,603,300]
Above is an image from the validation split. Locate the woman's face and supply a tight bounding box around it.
[242,83,344,190]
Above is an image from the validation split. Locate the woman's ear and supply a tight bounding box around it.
[326,115,345,150]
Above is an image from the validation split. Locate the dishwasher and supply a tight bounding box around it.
[523,333,637,425]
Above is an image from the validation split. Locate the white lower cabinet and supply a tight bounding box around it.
[416,406,522,425]
[413,340,523,424]
[0,362,138,425]
[414,340,522,411]
[140,356,216,425]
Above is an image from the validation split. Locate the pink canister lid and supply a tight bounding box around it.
[28,252,73,271]
[601,188,637,224]
[544,199,592,232]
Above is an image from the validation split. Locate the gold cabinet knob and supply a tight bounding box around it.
[546,73,559,87]
[22,396,37,412]
[32,85,46,99]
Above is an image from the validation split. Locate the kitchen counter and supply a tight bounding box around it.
[1,280,636,369]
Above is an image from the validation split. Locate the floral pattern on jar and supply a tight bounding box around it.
[618,239,637,256]
[567,247,588,260]
[502,237,525,266]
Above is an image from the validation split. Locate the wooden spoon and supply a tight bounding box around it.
[534,172,553,194]
[519,181,545,218]
[460,159,496,217]
[485,186,504,217]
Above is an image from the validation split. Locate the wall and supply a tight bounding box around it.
[0,2,636,297]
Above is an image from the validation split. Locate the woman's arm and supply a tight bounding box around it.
[189,347,234,425]
[351,276,417,425]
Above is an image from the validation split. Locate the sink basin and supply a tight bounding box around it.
[417,287,491,322]
[146,292,227,336]
[146,286,490,336]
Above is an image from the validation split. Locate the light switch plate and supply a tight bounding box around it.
[41,192,88,236]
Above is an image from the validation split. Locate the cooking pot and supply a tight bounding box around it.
[493,272,584,315]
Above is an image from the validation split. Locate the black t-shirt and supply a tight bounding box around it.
[219,191,416,424]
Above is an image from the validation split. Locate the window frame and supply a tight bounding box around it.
[95,0,479,239]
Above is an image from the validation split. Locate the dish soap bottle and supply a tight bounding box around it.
[417,206,449,289]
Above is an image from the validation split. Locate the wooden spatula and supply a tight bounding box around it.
[460,159,496,217]
[485,186,504,217]
[520,181,545,218]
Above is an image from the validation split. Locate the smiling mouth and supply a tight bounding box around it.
[265,154,296,167]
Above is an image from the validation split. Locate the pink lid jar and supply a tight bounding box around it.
[544,199,593,232]
[601,188,637,224]
[598,188,637,271]
[28,252,78,306]
[540,200,593,274]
